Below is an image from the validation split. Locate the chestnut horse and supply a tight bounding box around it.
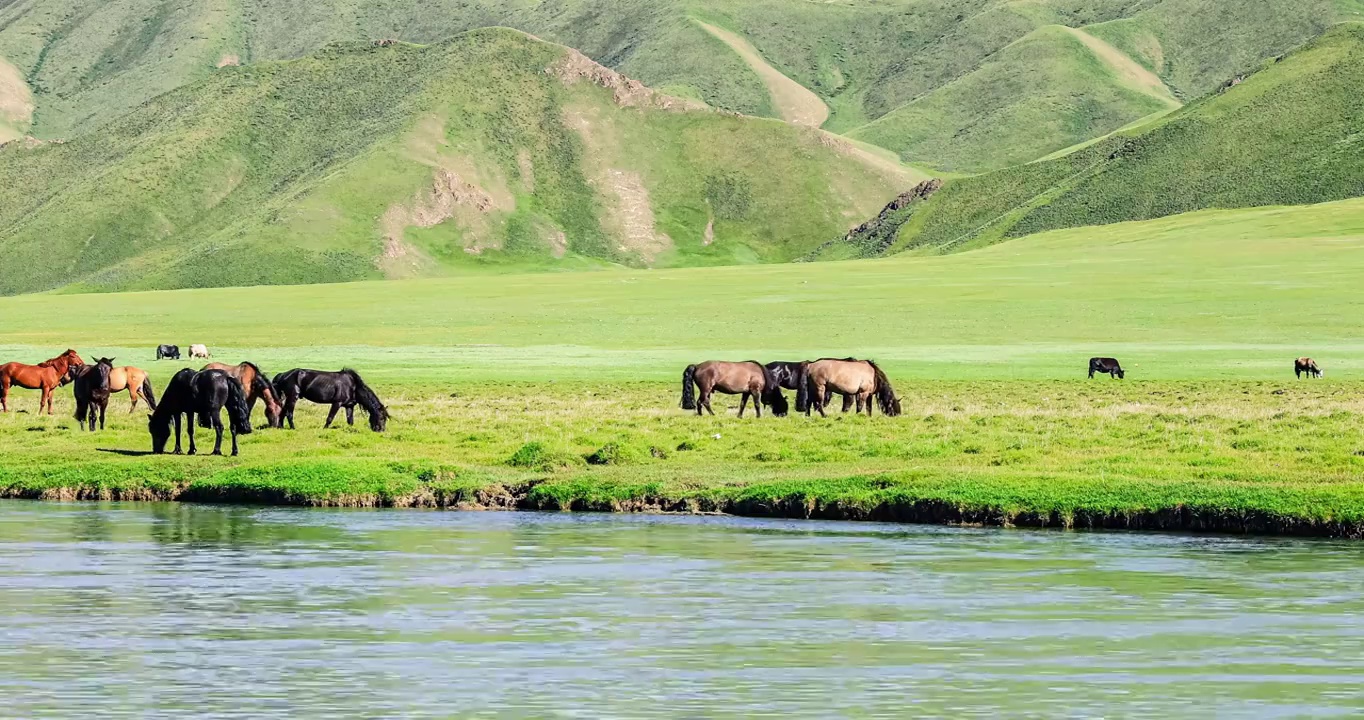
[680,361,780,417]
[203,361,282,427]
[108,365,158,412]
[0,349,85,414]
[797,358,901,417]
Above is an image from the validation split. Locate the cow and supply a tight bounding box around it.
[1088,357,1125,379]
[189,344,211,359]
[1294,357,1323,379]
[155,344,181,360]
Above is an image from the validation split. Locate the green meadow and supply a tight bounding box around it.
[2,199,1364,534]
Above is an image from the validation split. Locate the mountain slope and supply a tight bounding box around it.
[878,22,1364,254]
[848,24,1179,173]
[0,29,905,295]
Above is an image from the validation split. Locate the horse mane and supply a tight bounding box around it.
[341,368,385,416]
[865,359,900,416]
[149,369,196,427]
[241,361,276,397]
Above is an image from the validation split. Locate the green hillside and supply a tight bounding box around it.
[849,22,1364,256]
[848,25,1179,173]
[1,0,1349,169]
[0,29,906,295]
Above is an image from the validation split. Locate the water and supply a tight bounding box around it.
[1,502,1362,718]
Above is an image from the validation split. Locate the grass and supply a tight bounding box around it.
[875,23,1364,256]
[849,24,1178,173]
[0,28,904,294]
[2,199,1364,535]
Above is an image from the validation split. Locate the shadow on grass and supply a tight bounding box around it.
[96,448,156,457]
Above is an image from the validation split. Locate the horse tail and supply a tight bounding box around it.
[225,376,253,435]
[795,363,810,414]
[867,360,899,416]
[680,365,697,409]
[139,376,158,411]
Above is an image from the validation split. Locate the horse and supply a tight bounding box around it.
[189,344,211,359]
[680,361,780,418]
[1295,357,1323,379]
[1088,357,1125,379]
[0,349,85,414]
[203,361,282,427]
[767,359,858,415]
[797,358,901,417]
[72,357,115,431]
[272,368,389,431]
[156,344,180,360]
[149,369,252,456]
[107,365,158,412]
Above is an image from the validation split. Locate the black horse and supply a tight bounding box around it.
[72,357,115,431]
[272,368,388,431]
[149,368,252,455]
[1088,357,1125,379]
[156,344,181,360]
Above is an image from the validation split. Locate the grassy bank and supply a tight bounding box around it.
[3,381,1363,537]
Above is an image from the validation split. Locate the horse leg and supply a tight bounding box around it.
[812,381,828,418]
[173,414,183,454]
[99,402,106,430]
[42,385,53,415]
[863,391,874,417]
[753,387,762,418]
[697,383,712,416]
[0,375,8,412]
[186,413,198,455]
[211,412,224,455]
[230,426,239,457]
[345,405,355,426]
[324,403,340,428]
[128,387,138,413]
[738,393,749,418]
[283,397,296,429]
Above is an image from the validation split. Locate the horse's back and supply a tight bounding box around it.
[807,359,874,393]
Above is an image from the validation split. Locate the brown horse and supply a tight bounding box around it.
[0,349,85,414]
[1295,357,1323,379]
[798,358,901,417]
[680,361,779,417]
[203,361,281,427]
[108,366,158,412]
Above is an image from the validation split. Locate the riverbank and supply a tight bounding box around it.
[4,381,1362,537]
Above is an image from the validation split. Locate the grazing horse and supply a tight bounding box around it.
[72,358,115,431]
[273,368,389,431]
[155,344,181,360]
[1295,357,1323,379]
[189,344,211,359]
[680,361,780,418]
[107,365,158,412]
[798,358,901,417]
[767,359,859,415]
[203,361,282,427]
[0,349,85,414]
[1088,357,1125,379]
[149,369,252,456]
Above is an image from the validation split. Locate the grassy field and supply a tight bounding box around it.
[2,199,1364,535]
[0,29,907,295]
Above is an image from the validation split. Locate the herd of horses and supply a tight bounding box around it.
[0,349,1333,453]
[0,349,389,457]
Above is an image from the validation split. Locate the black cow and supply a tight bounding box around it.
[156,344,181,361]
[1088,357,1125,379]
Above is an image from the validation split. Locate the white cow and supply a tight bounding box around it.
[189,344,211,359]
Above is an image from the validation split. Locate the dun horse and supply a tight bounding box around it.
[203,361,282,427]
[149,369,252,456]
[272,368,389,431]
[767,359,858,415]
[1295,357,1323,379]
[107,365,158,412]
[797,358,901,417]
[680,361,781,417]
[73,357,115,431]
[0,349,84,414]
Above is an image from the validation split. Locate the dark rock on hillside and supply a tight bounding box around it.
[802,178,942,260]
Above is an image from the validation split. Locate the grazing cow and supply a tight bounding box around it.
[156,344,181,360]
[1295,357,1323,379]
[189,344,211,359]
[1088,357,1125,379]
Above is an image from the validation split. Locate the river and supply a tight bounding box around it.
[1,501,1362,717]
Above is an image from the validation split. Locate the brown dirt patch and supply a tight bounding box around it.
[517,149,535,193]
[0,57,34,141]
[378,167,503,276]
[548,48,706,112]
[695,20,828,127]
[215,54,240,68]
[603,169,671,263]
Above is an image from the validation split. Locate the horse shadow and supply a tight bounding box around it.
[96,448,156,457]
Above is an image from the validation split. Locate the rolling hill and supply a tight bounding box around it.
[0,29,910,295]
[813,22,1364,259]
[1,0,1354,173]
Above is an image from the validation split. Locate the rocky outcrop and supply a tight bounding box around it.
[801,178,942,260]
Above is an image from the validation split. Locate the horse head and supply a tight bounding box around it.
[368,404,389,432]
